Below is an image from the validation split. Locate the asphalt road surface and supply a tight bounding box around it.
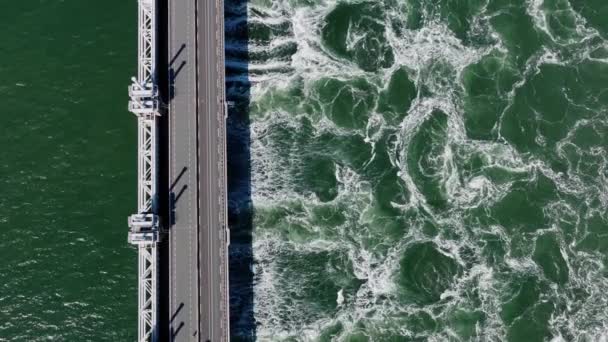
[196,0,229,340]
[168,0,228,340]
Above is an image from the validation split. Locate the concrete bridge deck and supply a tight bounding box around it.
[167,0,229,340]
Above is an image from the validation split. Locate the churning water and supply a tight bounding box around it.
[226,0,608,340]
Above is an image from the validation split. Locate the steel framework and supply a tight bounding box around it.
[127,0,160,341]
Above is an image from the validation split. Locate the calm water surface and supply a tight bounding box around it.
[1,1,137,340]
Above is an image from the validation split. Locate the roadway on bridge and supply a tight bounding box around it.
[168,0,229,340]
[168,0,199,340]
[197,0,229,340]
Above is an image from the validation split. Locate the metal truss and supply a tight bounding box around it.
[127,0,161,341]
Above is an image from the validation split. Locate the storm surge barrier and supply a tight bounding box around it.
[126,0,161,341]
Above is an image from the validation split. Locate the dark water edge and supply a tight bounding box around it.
[225,0,256,339]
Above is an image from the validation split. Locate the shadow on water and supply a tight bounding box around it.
[225,0,256,340]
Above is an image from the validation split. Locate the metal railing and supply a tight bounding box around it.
[127,0,160,341]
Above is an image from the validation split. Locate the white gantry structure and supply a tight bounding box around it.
[127,0,161,341]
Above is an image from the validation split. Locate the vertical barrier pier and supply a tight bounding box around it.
[127,0,161,341]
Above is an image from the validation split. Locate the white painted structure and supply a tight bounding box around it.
[127,0,161,341]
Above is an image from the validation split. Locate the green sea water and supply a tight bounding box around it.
[226,0,608,341]
[0,0,137,340]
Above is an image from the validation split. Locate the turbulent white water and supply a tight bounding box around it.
[226,0,608,340]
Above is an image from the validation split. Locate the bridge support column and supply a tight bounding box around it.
[127,0,161,341]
